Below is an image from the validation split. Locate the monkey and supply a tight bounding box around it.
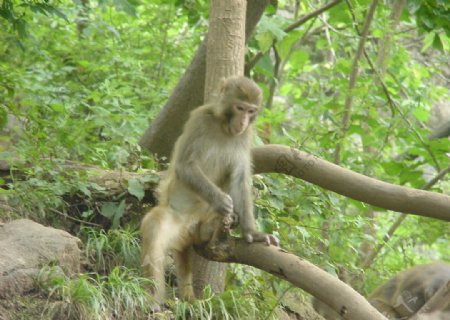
[369,262,450,318]
[140,76,279,306]
[313,262,450,319]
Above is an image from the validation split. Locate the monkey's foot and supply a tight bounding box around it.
[244,231,280,247]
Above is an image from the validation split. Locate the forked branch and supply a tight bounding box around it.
[195,238,387,320]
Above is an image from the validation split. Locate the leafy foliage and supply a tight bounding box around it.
[408,0,450,50]
[249,0,450,294]
[0,0,449,317]
[0,0,67,38]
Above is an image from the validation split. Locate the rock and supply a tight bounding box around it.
[0,219,81,298]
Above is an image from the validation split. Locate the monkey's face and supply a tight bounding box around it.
[224,102,258,136]
[218,76,262,136]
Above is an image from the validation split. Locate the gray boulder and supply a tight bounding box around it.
[0,219,81,298]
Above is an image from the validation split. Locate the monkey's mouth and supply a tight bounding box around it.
[229,126,245,136]
[223,123,240,136]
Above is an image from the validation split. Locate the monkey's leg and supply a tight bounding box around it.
[173,246,195,301]
[140,207,173,305]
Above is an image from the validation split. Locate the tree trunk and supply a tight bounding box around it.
[138,0,270,160]
[192,0,247,298]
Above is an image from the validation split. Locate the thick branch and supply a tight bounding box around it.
[196,239,386,320]
[252,145,450,221]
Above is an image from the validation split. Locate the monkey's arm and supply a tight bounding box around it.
[175,160,233,216]
[229,168,279,246]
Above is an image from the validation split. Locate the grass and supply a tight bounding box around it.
[38,266,155,320]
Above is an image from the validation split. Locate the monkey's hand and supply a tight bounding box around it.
[214,193,234,216]
[244,231,280,247]
[222,212,238,232]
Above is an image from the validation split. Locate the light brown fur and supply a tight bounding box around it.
[140,76,279,305]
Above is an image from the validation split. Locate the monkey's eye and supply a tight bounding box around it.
[236,105,245,111]
[248,109,256,114]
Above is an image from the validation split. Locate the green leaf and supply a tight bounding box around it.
[50,103,65,113]
[265,4,277,15]
[128,178,145,200]
[113,0,136,16]
[78,60,90,68]
[372,28,384,38]
[290,50,309,69]
[329,2,351,25]
[295,226,310,240]
[14,19,28,37]
[276,30,301,60]
[81,209,94,218]
[0,109,7,130]
[413,107,429,121]
[380,161,402,176]
[255,31,274,53]
[112,200,126,229]
[438,32,450,51]
[408,0,421,14]
[101,202,118,220]
[255,53,273,77]
[100,201,125,228]
[258,16,286,41]
[78,184,91,197]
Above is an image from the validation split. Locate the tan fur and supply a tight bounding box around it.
[140,76,279,306]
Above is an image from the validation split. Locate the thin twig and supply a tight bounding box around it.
[361,165,450,269]
[333,0,379,164]
[246,0,342,71]
[49,208,102,227]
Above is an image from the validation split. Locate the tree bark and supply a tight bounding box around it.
[138,0,270,160]
[196,238,387,320]
[191,0,247,298]
[204,2,246,99]
[252,145,450,221]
